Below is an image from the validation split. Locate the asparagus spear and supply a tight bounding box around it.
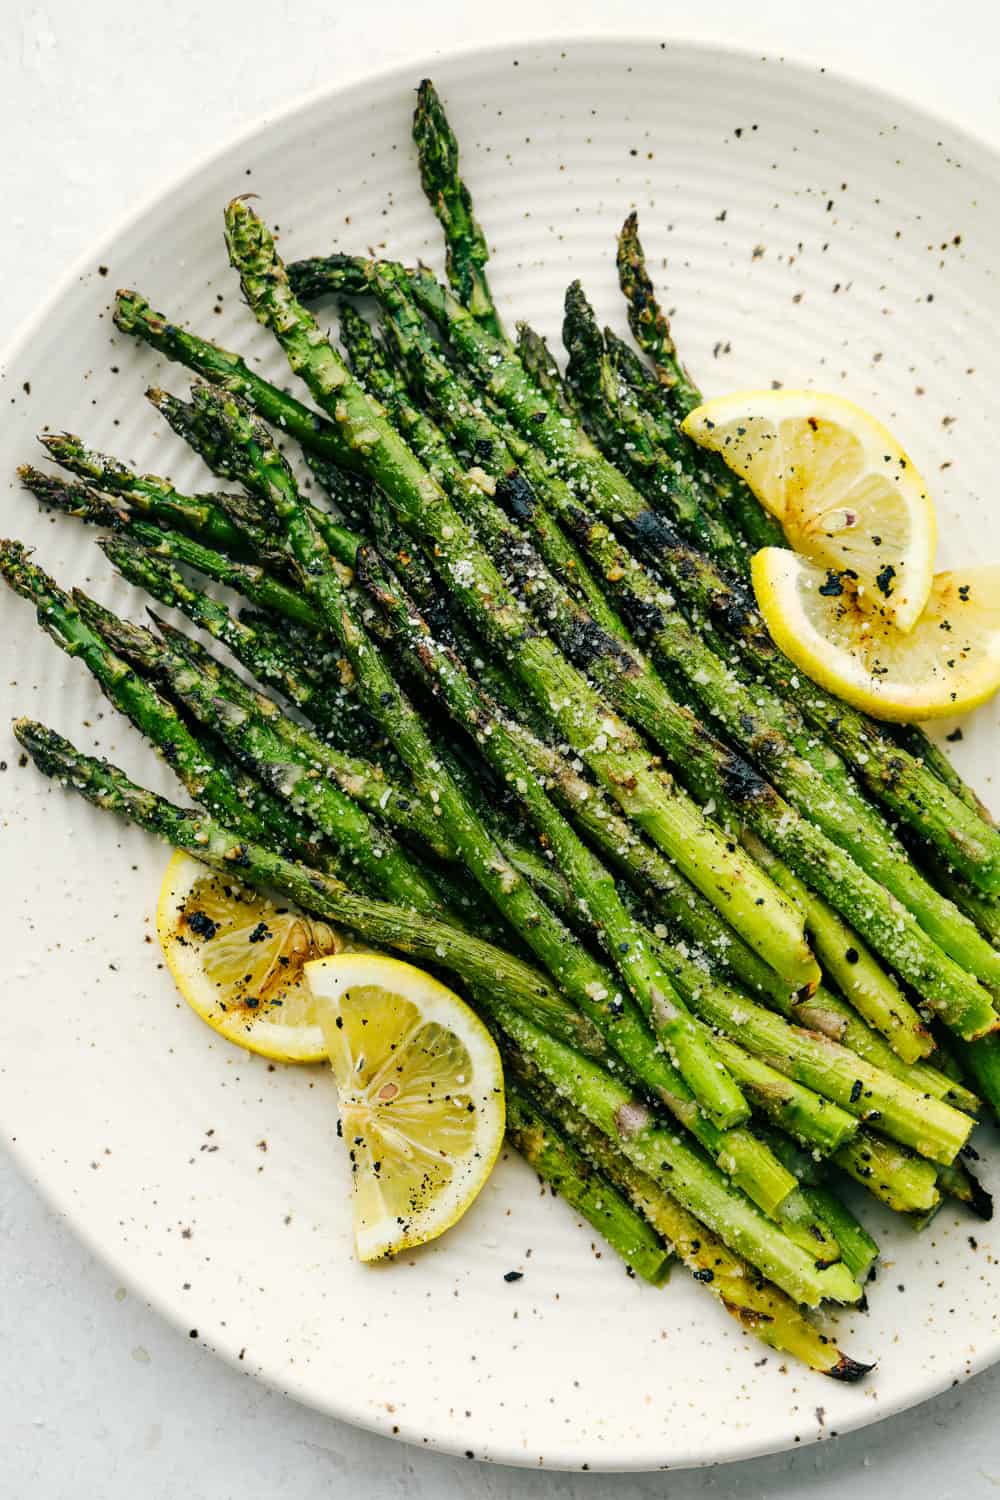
[226,203,815,989]
[504,1083,673,1285]
[835,1132,940,1215]
[412,78,503,336]
[515,322,582,423]
[889,722,995,826]
[37,431,269,559]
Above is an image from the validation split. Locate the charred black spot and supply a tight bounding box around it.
[494,470,536,523]
[619,592,666,640]
[818,569,846,597]
[620,507,683,561]
[561,614,635,671]
[719,751,776,807]
[473,438,494,465]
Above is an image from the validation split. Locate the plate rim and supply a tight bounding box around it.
[3,31,999,1473]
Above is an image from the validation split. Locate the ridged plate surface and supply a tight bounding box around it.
[1,38,998,1472]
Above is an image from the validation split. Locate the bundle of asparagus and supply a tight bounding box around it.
[6,78,999,1380]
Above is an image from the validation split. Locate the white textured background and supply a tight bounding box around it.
[5,1,1000,1494]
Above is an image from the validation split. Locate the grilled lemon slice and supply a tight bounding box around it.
[683,390,936,631]
[752,549,1000,721]
[307,953,505,1261]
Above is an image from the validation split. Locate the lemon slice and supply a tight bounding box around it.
[752,548,1000,721]
[682,390,936,631]
[306,953,505,1261]
[157,850,343,1062]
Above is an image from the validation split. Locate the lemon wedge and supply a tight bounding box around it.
[752,548,1000,721]
[156,850,343,1062]
[683,390,936,631]
[307,953,505,1261]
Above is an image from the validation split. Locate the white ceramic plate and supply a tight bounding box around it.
[2,37,999,1474]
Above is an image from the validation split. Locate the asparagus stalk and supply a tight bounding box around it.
[613,215,787,552]
[890,722,995,826]
[704,1034,856,1157]
[357,544,749,1128]
[412,78,503,336]
[750,1129,880,1282]
[504,1083,673,1285]
[227,204,815,990]
[114,290,357,463]
[835,1132,940,1215]
[37,431,268,559]
[614,212,700,410]
[145,387,364,569]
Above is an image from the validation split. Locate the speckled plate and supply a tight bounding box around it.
[2,37,999,1474]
